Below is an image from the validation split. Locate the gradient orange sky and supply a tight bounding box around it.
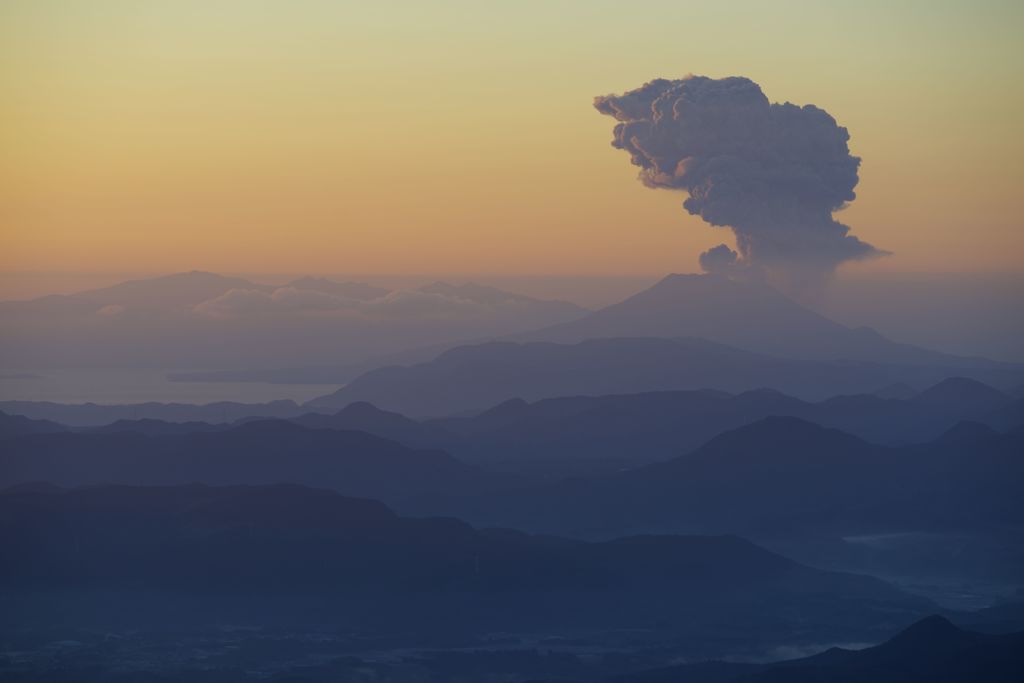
[2,1,1022,289]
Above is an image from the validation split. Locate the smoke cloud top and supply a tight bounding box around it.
[595,75,885,286]
[698,243,740,276]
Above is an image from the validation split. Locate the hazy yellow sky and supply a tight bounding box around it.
[2,0,1022,285]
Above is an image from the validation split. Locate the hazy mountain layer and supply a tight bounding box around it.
[0,421,487,503]
[308,337,1024,416]
[0,271,587,370]
[447,416,1024,537]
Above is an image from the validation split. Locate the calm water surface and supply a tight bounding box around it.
[0,368,334,404]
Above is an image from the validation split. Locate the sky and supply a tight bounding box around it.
[2,0,1023,294]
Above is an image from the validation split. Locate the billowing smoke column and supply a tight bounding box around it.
[595,76,885,286]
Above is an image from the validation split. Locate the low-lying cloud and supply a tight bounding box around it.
[193,287,494,321]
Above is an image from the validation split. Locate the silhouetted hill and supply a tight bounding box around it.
[986,397,1024,432]
[67,382,1013,482]
[0,422,486,503]
[874,382,918,399]
[608,616,1024,682]
[910,377,1010,417]
[934,420,1001,446]
[285,401,458,450]
[448,417,1024,544]
[307,337,1022,416]
[0,483,928,648]
[421,384,1015,477]
[88,418,226,436]
[522,274,1003,368]
[0,410,68,437]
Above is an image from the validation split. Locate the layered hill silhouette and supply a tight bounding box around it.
[910,376,1011,417]
[606,615,1024,683]
[420,378,1019,476]
[0,483,929,647]
[88,417,225,436]
[297,274,1020,415]
[5,377,1017,483]
[285,400,458,450]
[4,403,1020,581]
[0,421,487,503]
[307,337,1023,416]
[0,410,68,437]
[441,417,1024,551]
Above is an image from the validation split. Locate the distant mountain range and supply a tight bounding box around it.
[303,272,1019,417]
[3,394,1021,582]
[405,416,1024,585]
[5,271,1019,404]
[449,416,1024,542]
[422,378,1021,477]
[175,272,1024,392]
[0,410,68,437]
[0,270,587,370]
[289,379,1021,479]
[0,482,929,651]
[4,378,1020,479]
[307,337,1024,416]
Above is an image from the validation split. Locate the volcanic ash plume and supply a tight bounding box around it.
[594,75,885,287]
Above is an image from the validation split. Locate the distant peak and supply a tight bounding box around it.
[694,416,869,457]
[338,401,400,418]
[229,419,308,436]
[615,271,802,312]
[736,387,788,398]
[478,397,529,417]
[913,377,1008,409]
[341,400,383,412]
[917,376,1006,397]
[936,420,998,444]
[750,415,828,430]
[283,277,389,300]
[887,615,964,647]
[420,281,506,298]
[653,271,760,288]
[174,270,230,279]
[291,275,352,286]
[873,382,917,400]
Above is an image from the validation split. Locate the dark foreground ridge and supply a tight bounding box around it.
[0,483,927,652]
[605,615,1024,682]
